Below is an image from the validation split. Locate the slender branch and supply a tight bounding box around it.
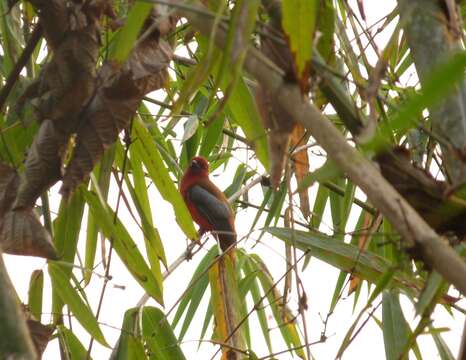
[173,0,466,295]
[228,175,265,203]
[0,24,42,112]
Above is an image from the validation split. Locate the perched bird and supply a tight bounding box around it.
[180,156,236,252]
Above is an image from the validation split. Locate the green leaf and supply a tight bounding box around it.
[199,114,225,157]
[181,115,200,143]
[415,271,449,317]
[133,118,198,240]
[126,141,167,268]
[48,263,108,347]
[267,227,420,292]
[240,252,272,352]
[382,290,409,360]
[224,164,248,198]
[27,270,43,321]
[432,330,455,360]
[296,159,342,193]
[172,247,218,340]
[84,145,115,285]
[52,189,85,322]
[109,2,152,63]
[142,307,187,360]
[84,189,164,304]
[225,77,269,169]
[336,268,395,358]
[365,52,466,152]
[58,325,90,360]
[282,0,318,76]
[250,254,306,359]
[113,308,146,360]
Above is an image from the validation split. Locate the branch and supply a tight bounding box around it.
[0,24,42,112]
[173,0,466,295]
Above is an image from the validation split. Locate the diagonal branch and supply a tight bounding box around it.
[171,0,466,295]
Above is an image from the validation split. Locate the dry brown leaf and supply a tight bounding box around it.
[27,319,54,357]
[256,18,299,189]
[0,209,57,259]
[0,162,57,259]
[348,212,375,295]
[209,252,244,360]
[291,124,310,219]
[0,162,19,219]
[14,0,111,211]
[22,305,55,358]
[14,120,65,209]
[60,23,174,198]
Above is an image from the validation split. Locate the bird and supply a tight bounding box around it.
[180,156,236,252]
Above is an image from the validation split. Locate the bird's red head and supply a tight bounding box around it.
[187,156,209,176]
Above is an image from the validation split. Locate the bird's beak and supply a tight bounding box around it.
[191,159,200,169]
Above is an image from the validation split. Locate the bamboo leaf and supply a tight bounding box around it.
[296,159,342,193]
[209,253,246,356]
[84,190,164,304]
[48,263,108,347]
[109,3,152,63]
[113,308,146,360]
[84,145,115,285]
[432,330,455,360]
[365,52,466,152]
[267,227,421,292]
[250,254,306,359]
[382,290,409,360]
[52,189,85,322]
[282,0,318,77]
[58,325,90,360]
[27,269,43,321]
[133,118,198,241]
[142,307,187,360]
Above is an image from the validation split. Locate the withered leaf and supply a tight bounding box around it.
[60,32,173,198]
[0,162,57,259]
[14,120,65,209]
[291,124,310,219]
[256,19,298,189]
[26,319,55,357]
[0,162,19,219]
[0,209,57,259]
[14,0,110,210]
[22,305,55,357]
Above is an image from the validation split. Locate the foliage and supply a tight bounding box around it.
[0,0,465,359]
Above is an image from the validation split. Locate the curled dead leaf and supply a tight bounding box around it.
[0,209,57,259]
[291,124,310,219]
[0,162,57,259]
[22,304,55,357]
[256,16,298,189]
[14,120,65,209]
[60,32,173,198]
[27,319,55,358]
[14,0,111,210]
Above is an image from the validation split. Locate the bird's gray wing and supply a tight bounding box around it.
[187,185,231,226]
